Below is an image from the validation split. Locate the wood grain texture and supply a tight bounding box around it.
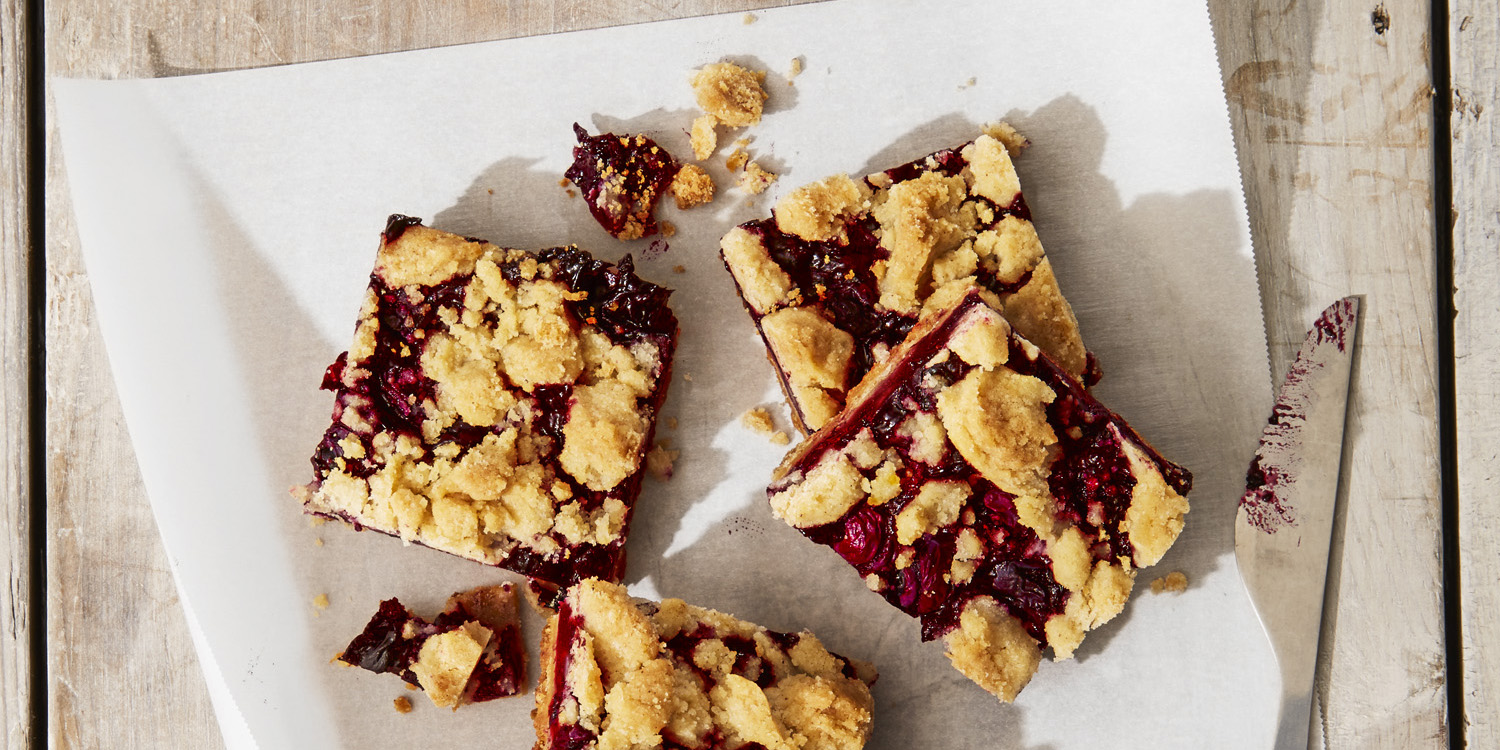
[1451,1,1499,746]
[42,0,1452,748]
[1210,0,1447,747]
[1,0,34,745]
[43,2,806,748]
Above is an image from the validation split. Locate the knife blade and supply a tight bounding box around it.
[1235,296,1361,750]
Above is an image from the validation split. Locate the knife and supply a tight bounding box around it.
[1235,296,1362,750]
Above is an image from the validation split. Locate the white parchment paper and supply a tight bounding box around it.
[53,1,1279,747]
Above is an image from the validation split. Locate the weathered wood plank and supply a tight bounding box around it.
[1210,0,1447,746]
[1452,2,1500,746]
[1,0,34,745]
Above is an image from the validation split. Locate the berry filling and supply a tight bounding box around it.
[565,124,681,241]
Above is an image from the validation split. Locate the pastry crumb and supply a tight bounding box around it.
[393,696,413,714]
[741,407,777,435]
[771,431,790,446]
[691,61,768,127]
[726,147,749,172]
[740,162,777,194]
[661,221,677,238]
[690,114,719,159]
[671,163,716,209]
[557,178,570,187]
[789,57,804,79]
[314,593,330,611]
[1150,571,1189,594]
[742,12,757,24]
[646,442,679,480]
[668,417,679,429]
[959,76,977,90]
[565,188,577,198]
[684,373,694,382]
[672,266,686,275]
[313,538,324,547]
[983,121,1030,157]
[308,517,327,527]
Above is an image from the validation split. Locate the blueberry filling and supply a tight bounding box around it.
[565,124,681,240]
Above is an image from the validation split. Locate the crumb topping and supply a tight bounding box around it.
[773,175,868,242]
[943,598,1040,702]
[691,62,769,127]
[872,172,970,314]
[412,622,492,709]
[721,228,793,315]
[761,307,855,392]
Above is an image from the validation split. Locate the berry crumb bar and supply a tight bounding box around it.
[295,217,677,589]
[720,128,1091,434]
[536,579,876,750]
[766,287,1190,701]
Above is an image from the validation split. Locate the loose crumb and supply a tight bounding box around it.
[406,682,419,691]
[557,178,570,187]
[771,431,791,446]
[308,517,327,528]
[661,221,677,238]
[684,373,694,382]
[742,12,757,24]
[740,162,777,194]
[313,538,324,547]
[565,189,576,198]
[313,594,330,615]
[1150,571,1189,594]
[646,442,680,480]
[486,189,494,195]
[726,148,749,172]
[672,266,686,275]
[789,57,804,79]
[668,417,679,429]
[690,115,719,160]
[671,163,716,209]
[690,62,768,127]
[394,696,413,714]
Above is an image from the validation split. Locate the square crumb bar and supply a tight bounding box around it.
[339,583,526,709]
[720,128,1092,434]
[296,217,677,588]
[536,578,876,750]
[765,287,1190,701]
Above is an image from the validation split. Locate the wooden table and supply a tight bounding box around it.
[4,0,1494,747]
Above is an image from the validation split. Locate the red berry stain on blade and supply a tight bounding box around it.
[1240,297,1359,534]
[565,124,681,241]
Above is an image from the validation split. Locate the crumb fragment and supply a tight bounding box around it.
[1150,571,1189,594]
[314,593,330,611]
[742,12,757,24]
[789,57,803,79]
[740,162,777,194]
[661,221,677,238]
[741,407,777,436]
[684,373,694,382]
[558,178,571,187]
[313,538,324,547]
[672,266,686,275]
[646,442,680,480]
[771,431,790,446]
[394,696,413,714]
[691,62,768,127]
[726,148,749,172]
[982,121,1030,157]
[671,163,716,209]
[690,114,719,160]
[668,417,679,429]
[308,517,327,527]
